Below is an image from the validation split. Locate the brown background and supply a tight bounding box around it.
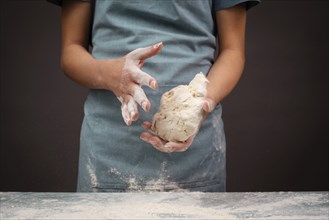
[0,0,328,192]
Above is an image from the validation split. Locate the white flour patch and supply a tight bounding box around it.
[226,192,329,219]
[5,193,234,219]
[108,162,187,192]
[211,110,224,152]
[2,192,328,220]
[86,157,98,189]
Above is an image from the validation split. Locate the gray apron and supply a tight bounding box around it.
[77,0,228,192]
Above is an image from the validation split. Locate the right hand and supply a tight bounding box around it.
[140,97,216,153]
[99,42,163,126]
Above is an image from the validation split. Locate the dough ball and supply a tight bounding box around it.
[151,73,208,142]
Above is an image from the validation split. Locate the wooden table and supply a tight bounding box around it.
[1,191,328,219]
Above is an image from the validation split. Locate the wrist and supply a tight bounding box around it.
[95,57,125,93]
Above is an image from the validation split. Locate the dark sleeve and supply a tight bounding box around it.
[47,0,94,7]
[213,0,261,11]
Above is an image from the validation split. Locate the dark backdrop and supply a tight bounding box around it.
[0,0,328,192]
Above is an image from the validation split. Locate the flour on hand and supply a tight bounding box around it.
[151,73,208,142]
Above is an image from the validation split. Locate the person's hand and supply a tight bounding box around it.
[140,97,216,153]
[99,42,163,125]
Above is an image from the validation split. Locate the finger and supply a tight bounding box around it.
[154,142,175,153]
[129,42,163,60]
[140,132,174,153]
[137,60,144,68]
[131,66,158,90]
[165,138,193,152]
[130,84,151,112]
[141,121,158,136]
[117,96,131,126]
[141,123,192,153]
[140,132,153,141]
[152,144,174,153]
[140,132,165,152]
[142,121,152,131]
[203,98,216,112]
[127,96,139,121]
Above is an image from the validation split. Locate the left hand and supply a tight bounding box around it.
[140,98,216,153]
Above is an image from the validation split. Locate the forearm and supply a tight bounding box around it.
[60,0,123,91]
[206,49,245,105]
[61,44,123,91]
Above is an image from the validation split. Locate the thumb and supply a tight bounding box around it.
[129,42,163,60]
[203,98,216,113]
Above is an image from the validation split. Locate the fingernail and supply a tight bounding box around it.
[204,99,214,112]
[125,119,131,126]
[150,80,158,90]
[140,136,147,142]
[141,122,147,129]
[208,99,215,112]
[130,111,138,121]
[205,101,211,112]
[153,42,163,49]
[141,101,149,112]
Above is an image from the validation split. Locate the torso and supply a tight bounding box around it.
[77,0,226,192]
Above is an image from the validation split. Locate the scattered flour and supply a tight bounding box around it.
[109,162,186,192]
[86,157,98,189]
[1,192,328,220]
[3,193,235,219]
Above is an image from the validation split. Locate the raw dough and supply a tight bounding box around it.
[151,73,208,142]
